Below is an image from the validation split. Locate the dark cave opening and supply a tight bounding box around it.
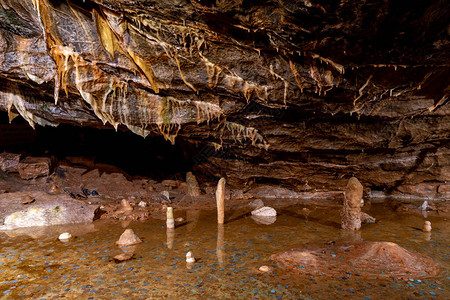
[0,111,194,181]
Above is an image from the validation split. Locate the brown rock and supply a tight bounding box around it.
[114,252,134,262]
[18,157,51,180]
[271,241,440,278]
[437,184,450,195]
[116,229,142,246]
[397,183,439,195]
[360,212,376,224]
[161,180,179,188]
[186,172,201,196]
[341,177,363,230]
[0,152,21,173]
[120,199,133,212]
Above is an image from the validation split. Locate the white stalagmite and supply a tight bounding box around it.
[216,178,226,224]
[166,206,175,229]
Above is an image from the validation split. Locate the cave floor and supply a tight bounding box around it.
[0,203,448,299]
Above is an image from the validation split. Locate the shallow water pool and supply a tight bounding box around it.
[0,202,448,299]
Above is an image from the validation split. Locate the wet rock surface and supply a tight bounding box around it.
[271,241,441,279]
[0,0,447,197]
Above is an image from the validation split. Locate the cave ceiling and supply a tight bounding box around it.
[0,0,449,192]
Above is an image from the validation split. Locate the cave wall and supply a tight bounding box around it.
[0,0,448,197]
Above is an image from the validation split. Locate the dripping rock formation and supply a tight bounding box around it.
[0,0,449,198]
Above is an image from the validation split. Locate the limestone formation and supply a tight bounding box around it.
[216,178,226,224]
[341,177,363,231]
[0,153,21,173]
[186,172,201,196]
[116,229,142,246]
[0,0,448,198]
[166,207,175,229]
[120,199,133,212]
[18,157,51,180]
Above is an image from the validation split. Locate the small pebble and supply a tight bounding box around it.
[259,265,270,272]
[59,233,72,241]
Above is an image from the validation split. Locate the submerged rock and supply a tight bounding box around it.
[114,252,134,262]
[116,229,142,246]
[271,241,440,278]
[251,215,277,225]
[360,212,376,224]
[0,191,99,229]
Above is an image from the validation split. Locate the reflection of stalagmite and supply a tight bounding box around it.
[217,223,225,264]
[341,177,363,231]
[216,178,226,224]
[166,228,175,249]
[186,210,200,232]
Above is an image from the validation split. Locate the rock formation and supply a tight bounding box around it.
[0,191,99,229]
[186,172,201,196]
[271,241,441,278]
[216,177,226,223]
[341,177,363,230]
[0,0,448,197]
[116,228,142,246]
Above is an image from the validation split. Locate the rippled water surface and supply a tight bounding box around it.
[0,202,448,299]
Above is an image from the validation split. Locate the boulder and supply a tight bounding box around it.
[116,229,142,246]
[18,157,51,179]
[251,206,277,217]
[0,152,21,173]
[0,191,99,229]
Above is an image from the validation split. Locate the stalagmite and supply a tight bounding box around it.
[341,177,363,231]
[120,199,133,212]
[216,178,226,224]
[166,206,175,229]
[186,172,201,196]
